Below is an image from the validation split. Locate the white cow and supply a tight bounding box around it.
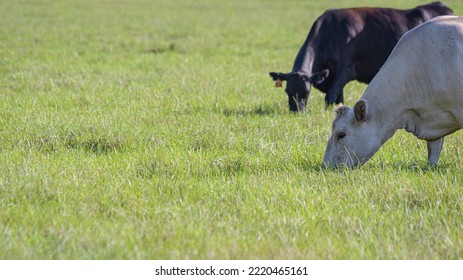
[323,16,463,168]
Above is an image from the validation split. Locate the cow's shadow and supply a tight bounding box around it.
[380,161,450,173]
[313,161,450,173]
[218,105,282,116]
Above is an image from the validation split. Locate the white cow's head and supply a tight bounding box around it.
[323,99,383,168]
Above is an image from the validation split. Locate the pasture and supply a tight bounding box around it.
[1,0,463,259]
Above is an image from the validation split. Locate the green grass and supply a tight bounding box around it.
[1,0,463,259]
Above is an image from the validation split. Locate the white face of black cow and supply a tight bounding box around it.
[323,100,382,168]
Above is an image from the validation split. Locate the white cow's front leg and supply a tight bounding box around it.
[427,137,444,165]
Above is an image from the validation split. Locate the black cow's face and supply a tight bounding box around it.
[269,70,329,112]
[269,72,311,112]
[284,72,311,112]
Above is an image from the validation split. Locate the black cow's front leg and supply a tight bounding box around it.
[325,66,355,107]
[325,88,343,107]
[335,91,344,104]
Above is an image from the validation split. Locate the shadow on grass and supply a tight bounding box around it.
[23,129,126,155]
[64,130,125,155]
[314,160,450,173]
[65,138,124,155]
[218,105,284,116]
[145,43,180,54]
[381,161,450,173]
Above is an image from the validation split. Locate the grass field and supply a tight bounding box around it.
[2,0,463,259]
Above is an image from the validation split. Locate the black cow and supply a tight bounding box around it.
[269,2,453,112]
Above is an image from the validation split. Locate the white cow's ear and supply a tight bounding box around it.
[354,99,368,122]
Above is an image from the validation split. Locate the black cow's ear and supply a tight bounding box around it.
[269,72,287,81]
[269,72,279,81]
[310,69,329,84]
[354,99,368,122]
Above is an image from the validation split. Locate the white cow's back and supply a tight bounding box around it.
[364,16,463,124]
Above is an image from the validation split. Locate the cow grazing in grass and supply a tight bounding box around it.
[323,16,463,168]
[269,2,453,112]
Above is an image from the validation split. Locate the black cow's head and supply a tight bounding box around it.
[269,70,329,112]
